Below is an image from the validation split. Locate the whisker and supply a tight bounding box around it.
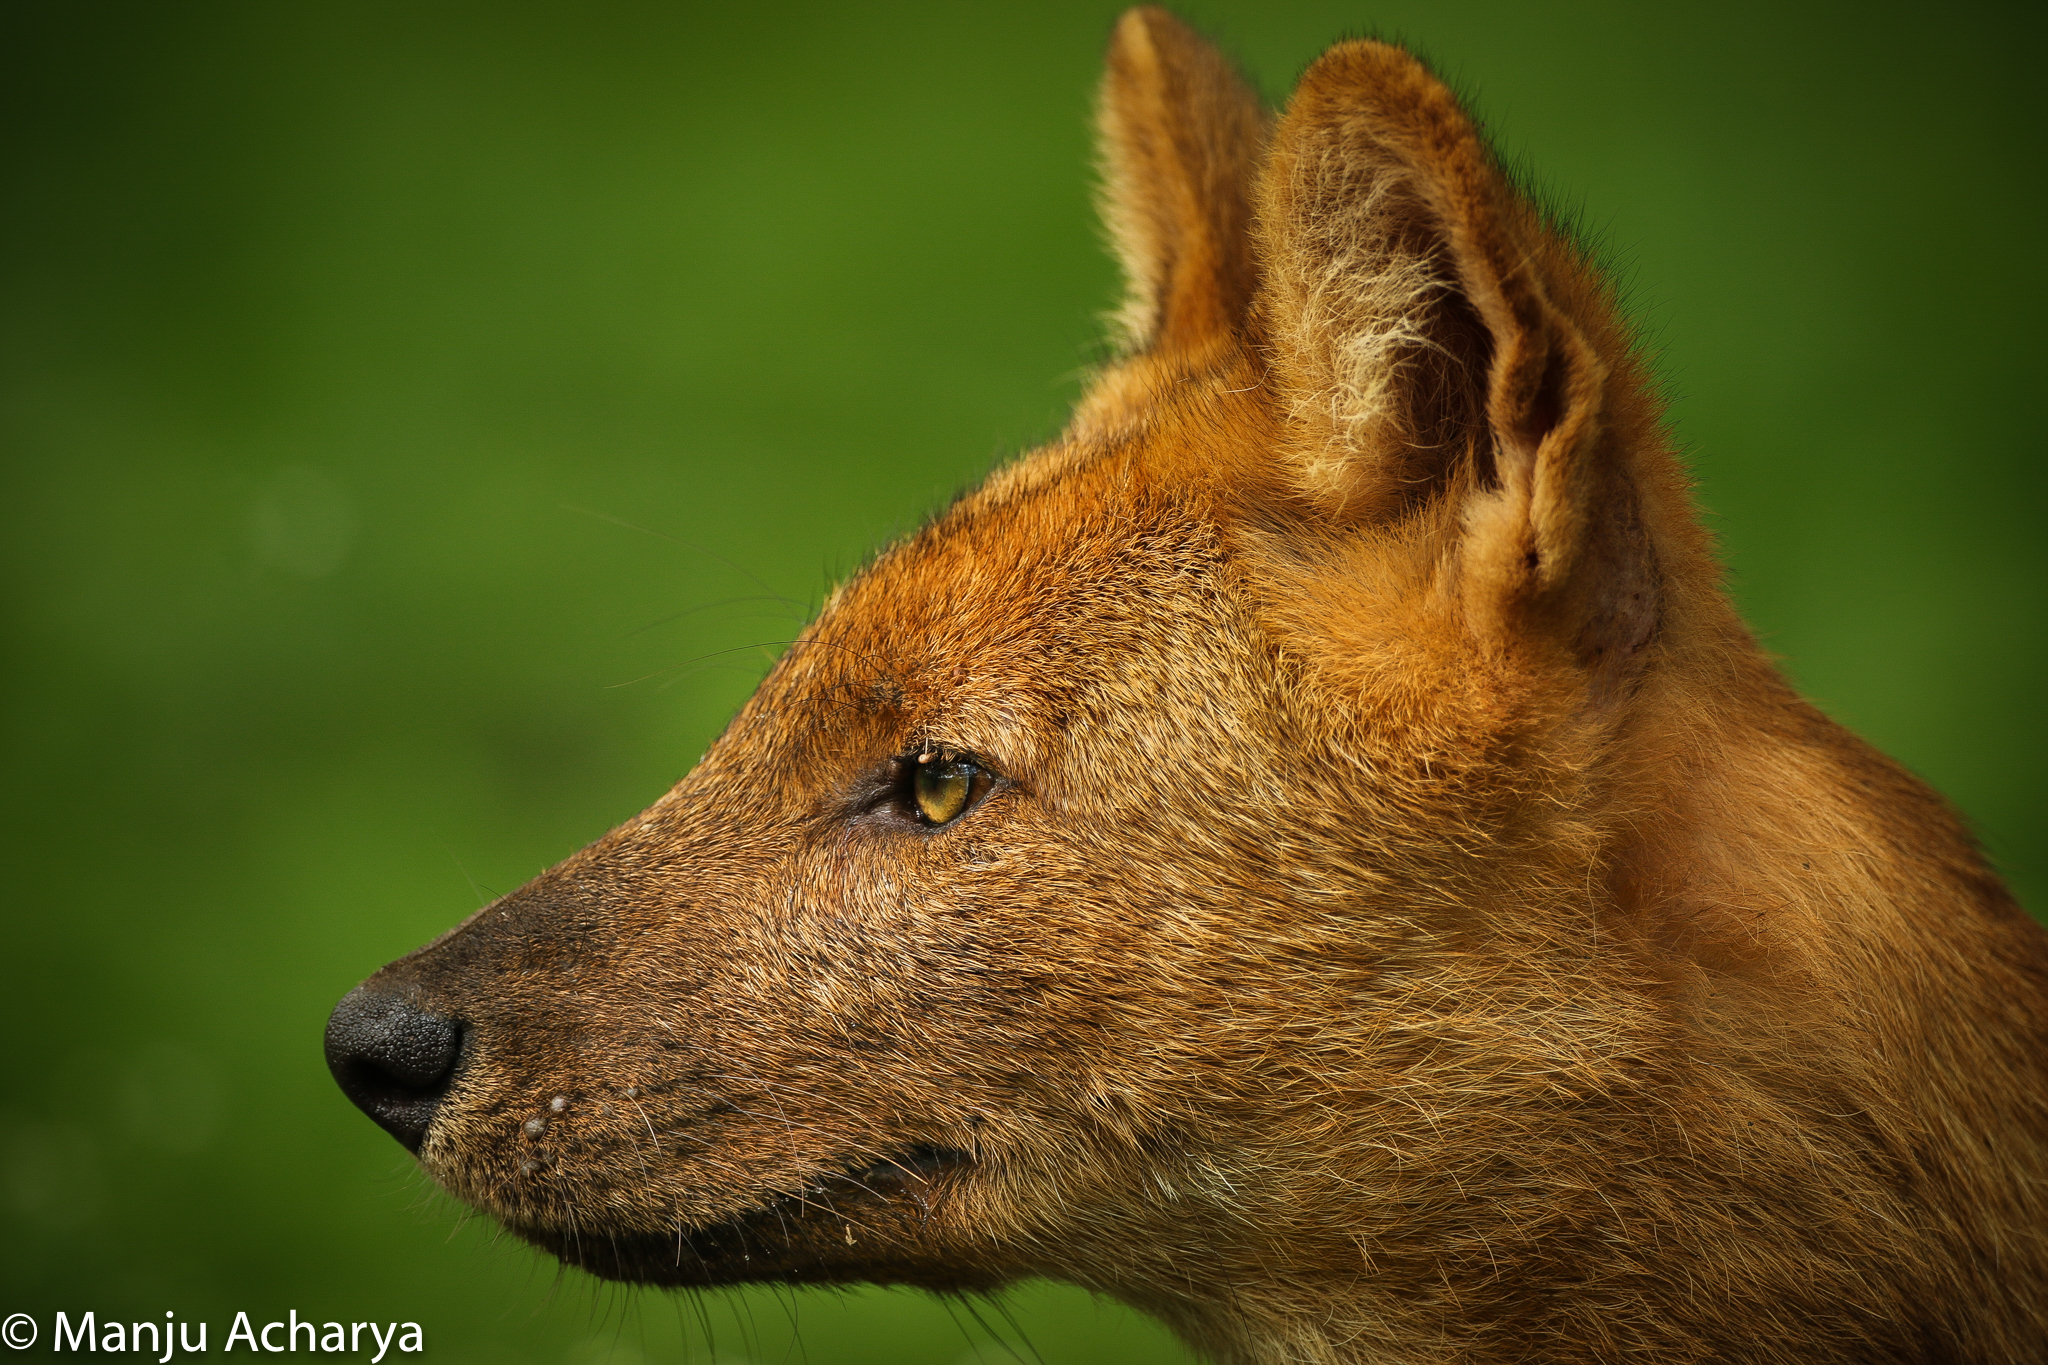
[612,595,811,643]
[561,504,804,613]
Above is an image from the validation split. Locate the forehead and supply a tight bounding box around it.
[782,442,1229,732]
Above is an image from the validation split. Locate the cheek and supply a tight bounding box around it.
[757,843,1019,1047]
[753,820,1197,1098]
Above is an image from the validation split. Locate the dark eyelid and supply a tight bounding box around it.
[908,744,999,777]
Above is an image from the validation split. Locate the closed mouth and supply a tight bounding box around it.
[521,1144,987,1290]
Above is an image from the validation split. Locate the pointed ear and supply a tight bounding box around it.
[1254,41,1659,694]
[1096,7,1267,357]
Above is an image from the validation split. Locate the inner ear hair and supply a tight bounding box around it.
[1253,38,1660,696]
[1254,52,1526,522]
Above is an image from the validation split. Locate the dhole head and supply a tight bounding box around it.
[326,10,2048,1363]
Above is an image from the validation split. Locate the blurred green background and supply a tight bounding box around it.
[2,1,2042,1361]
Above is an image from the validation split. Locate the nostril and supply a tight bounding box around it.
[324,985,464,1154]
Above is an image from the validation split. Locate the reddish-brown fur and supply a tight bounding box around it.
[337,11,2048,1362]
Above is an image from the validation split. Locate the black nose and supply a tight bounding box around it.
[325,985,464,1153]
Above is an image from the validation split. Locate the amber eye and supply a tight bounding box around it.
[913,756,978,826]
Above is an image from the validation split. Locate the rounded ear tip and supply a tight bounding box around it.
[1107,9,1159,74]
[1115,5,1183,32]
[1111,6,1169,44]
[1110,6,1215,64]
[1289,38,1443,112]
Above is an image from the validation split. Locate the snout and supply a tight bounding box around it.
[324,984,464,1153]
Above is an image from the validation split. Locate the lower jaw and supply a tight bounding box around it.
[512,1145,996,1291]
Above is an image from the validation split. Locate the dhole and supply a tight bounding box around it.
[326,10,2048,1362]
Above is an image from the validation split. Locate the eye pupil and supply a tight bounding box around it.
[914,759,974,826]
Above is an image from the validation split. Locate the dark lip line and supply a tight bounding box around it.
[717,1141,970,1230]
[521,1142,973,1276]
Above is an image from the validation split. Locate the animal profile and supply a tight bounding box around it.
[326,10,2048,1362]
